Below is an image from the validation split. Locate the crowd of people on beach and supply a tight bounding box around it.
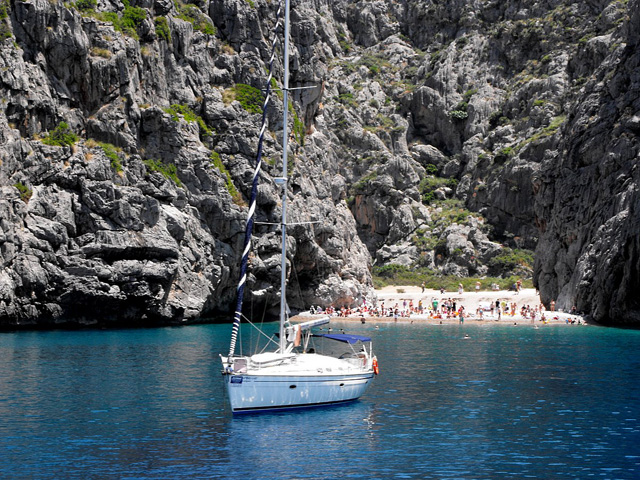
[307,287,583,325]
[475,301,546,321]
[311,300,542,321]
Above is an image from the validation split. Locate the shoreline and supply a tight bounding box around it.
[292,287,589,326]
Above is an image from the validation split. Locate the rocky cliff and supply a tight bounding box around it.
[0,0,637,327]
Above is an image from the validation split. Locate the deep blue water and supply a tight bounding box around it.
[0,322,639,479]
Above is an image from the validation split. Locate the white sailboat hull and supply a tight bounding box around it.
[222,352,375,413]
[225,371,374,413]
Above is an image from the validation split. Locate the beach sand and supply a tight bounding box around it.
[294,287,588,326]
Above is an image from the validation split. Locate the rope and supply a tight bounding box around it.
[229,1,284,357]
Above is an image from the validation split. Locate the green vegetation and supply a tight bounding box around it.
[42,122,79,147]
[0,0,11,40]
[336,92,358,108]
[357,53,392,76]
[13,182,32,203]
[418,176,458,205]
[287,154,296,177]
[488,111,510,129]
[338,61,357,75]
[488,248,534,275]
[86,1,145,39]
[143,158,183,187]
[428,200,472,226]
[155,16,171,42]
[163,104,212,139]
[494,146,514,163]
[411,228,439,254]
[290,104,305,146]
[448,88,477,121]
[97,142,123,173]
[449,109,468,120]
[372,265,533,291]
[97,12,121,28]
[424,163,438,175]
[75,0,96,12]
[268,75,283,100]
[175,1,216,35]
[351,171,378,195]
[226,83,264,114]
[517,115,566,151]
[336,26,351,53]
[211,151,243,204]
[121,1,146,35]
[365,114,403,134]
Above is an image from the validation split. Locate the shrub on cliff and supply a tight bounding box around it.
[100,142,123,173]
[488,248,534,276]
[75,0,96,11]
[176,2,216,35]
[233,84,264,114]
[42,122,78,147]
[87,1,145,39]
[164,104,212,139]
[0,2,9,40]
[155,16,171,42]
[211,152,243,205]
[13,182,32,203]
[143,158,183,187]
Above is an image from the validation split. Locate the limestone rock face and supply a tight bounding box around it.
[0,0,373,327]
[0,0,638,326]
[534,2,640,325]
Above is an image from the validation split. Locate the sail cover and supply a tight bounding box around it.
[228,1,283,357]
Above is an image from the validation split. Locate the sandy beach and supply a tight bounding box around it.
[294,287,588,326]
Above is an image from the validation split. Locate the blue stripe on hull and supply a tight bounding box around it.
[232,398,358,414]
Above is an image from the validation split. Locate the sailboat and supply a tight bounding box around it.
[220,0,377,414]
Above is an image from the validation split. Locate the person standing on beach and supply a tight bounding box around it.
[458,283,463,294]
[476,281,480,293]
[459,307,464,324]
[421,281,425,293]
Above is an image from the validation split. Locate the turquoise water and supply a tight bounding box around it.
[1,322,639,479]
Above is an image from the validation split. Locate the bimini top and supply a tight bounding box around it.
[316,333,371,344]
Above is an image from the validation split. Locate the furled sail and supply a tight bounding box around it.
[228,1,284,357]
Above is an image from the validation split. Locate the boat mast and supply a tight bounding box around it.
[279,0,291,353]
[227,1,283,358]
